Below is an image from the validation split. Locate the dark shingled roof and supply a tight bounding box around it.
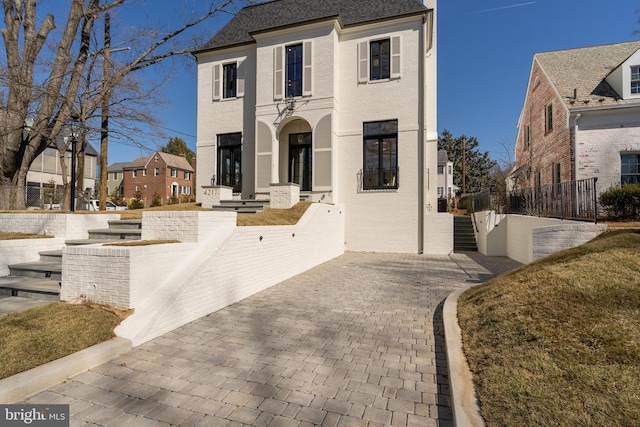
[195,0,428,53]
[536,40,640,110]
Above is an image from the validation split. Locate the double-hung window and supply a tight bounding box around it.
[358,36,401,83]
[621,153,640,184]
[545,103,553,133]
[171,168,177,178]
[223,63,237,98]
[363,120,398,190]
[274,41,312,99]
[370,39,390,80]
[631,66,640,95]
[212,60,244,101]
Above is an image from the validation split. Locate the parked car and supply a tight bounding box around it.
[88,200,128,211]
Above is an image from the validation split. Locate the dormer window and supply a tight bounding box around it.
[631,66,640,94]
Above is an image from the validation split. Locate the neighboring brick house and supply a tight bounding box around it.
[437,150,458,211]
[192,0,440,253]
[106,162,127,198]
[511,40,640,197]
[122,152,195,206]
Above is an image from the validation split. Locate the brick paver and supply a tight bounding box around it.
[26,251,521,426]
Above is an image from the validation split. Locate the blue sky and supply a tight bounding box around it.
[105,0,640,166]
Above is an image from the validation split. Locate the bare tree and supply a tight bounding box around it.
[0,0,242,210]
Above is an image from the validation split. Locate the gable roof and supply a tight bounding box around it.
[123,152,195,172]
[535,40,640,110]
[194,0,428,53]
[107,162,129,172]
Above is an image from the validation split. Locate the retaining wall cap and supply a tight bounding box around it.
[444,287,486,427]
[0,337,131,403]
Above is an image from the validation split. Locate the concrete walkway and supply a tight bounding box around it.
[25,252,521,427]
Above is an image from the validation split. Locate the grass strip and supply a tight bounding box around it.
[0,303,127,380]
[458,230,640,426]
[0,232,54,240]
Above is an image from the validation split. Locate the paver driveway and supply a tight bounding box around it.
[27,251,521,427]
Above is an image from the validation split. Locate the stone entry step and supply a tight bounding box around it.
[1,218,143,302]
[454,215,478,252]
[212,200,268,214]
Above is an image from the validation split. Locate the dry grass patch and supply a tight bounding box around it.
[0,232,54,240]
[0,303,128,379]
[458,230,640,426]
[237,201,312,226]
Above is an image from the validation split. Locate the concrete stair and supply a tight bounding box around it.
[212,200,268,214]
[454,215,478,252]
[0,219,142,301]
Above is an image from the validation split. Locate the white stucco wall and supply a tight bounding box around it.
[423,213,453,255]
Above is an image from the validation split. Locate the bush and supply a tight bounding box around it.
[599,184,640,220]
[128,191,145,210]
[150,192,162,207]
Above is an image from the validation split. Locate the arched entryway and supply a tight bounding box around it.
[279,119,313,191]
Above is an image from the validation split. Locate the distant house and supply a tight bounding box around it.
[106,162,128,198]
[26,138,98,207]
[511,40,640,197]
[437,150,458,203]
[192,0,439,253]
[122,152,195,207]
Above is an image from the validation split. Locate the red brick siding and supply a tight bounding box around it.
[514,61,572,189]
[122,159,194,207]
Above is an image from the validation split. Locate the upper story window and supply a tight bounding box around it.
[621,153,640,184]
[358,36,401,83]
[184,171,191,180]
[286,44,303,97]
[437,165,444,175]
[171,168,177,178]
[524,123,531,148]
[223,63,237,98]
[545,103,553,133]
[631,66,640,95]
[362,119,398,190]
[154,168,159,176]
[142,168,147,177]
[132,170,137,178]
[213,60,244,101]
[274,41,312,100]
[370,39,390,80]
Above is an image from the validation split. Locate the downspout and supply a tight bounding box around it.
[417,12,426,254]
[573,113,581,182]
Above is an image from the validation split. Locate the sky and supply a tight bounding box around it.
[104,0,640,167]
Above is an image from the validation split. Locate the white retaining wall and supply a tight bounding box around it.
[0,238,65,275]
[61,203,345,346]
[141,211,237,242]
[474,212,607,264]
[0,213,119,240]
[424,213,453,255]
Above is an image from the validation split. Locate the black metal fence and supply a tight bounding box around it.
[506,178,598,222]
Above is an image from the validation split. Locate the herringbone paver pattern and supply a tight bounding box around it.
[26,251,521,426]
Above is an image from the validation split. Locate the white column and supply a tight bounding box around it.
[271,136,280,184]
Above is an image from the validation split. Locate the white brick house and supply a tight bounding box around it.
[193,0,443,254]
[512,41,640,197]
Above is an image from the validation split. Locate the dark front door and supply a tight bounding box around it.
[289,132,312,191]
[217,133,242,193]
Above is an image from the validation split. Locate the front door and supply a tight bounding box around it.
[217,133,242,193]
[289,132,312,191]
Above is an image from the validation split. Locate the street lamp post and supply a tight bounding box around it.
[69,115,80,212]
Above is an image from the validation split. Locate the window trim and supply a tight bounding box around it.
[274,41,312,100]
[621,153,640,184]
[545,103,553,133]
[213,59,245,101]
[358,35,401,83]
[223,62,237,99]
[631,66,640,95]
[362,119,399,191]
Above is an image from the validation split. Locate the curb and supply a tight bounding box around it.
[443,288,486,427]
[0,337,132,404]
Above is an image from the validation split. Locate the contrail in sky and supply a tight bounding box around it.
[469,1,537,15]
